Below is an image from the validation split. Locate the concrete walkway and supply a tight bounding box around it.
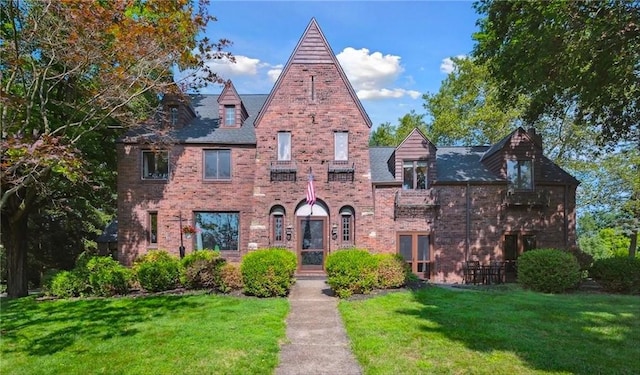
[275,278,362,375]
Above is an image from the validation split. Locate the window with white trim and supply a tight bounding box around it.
[403,160,427,190]
[224,105,235,126]
[278,132,291,161]
[334,132,348,161]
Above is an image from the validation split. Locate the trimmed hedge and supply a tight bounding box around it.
[241,248,296,297]
[180,250,226,290]
[326,249,378,298]
[219,263,244,293]
[86,256,132,296]
[517,248,581,293]
[134,250,181,292]
[590,256,640,294]
[49,270,86,298]
[375,253,407,289]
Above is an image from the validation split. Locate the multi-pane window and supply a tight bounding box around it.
[334,132,348,161]
[148,212,158,245]
[142,150,169,180]
[170,106,179,126]
[339,206,354,246]
[224,105,235,126]
[399,233,431,276]
[194,212,239,251]
[403,160,427,190]
[274,215,283,243]
[204,150,231,180]
[507,160,533,190]
[278,132,291,161]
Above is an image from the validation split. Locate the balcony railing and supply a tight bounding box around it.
[504,189,549,207]
[328,160,355,182]
[270,160,297,182]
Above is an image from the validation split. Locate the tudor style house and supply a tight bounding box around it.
[117,18,579,283]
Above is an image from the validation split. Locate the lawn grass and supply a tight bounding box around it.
[1,292,288,375]
[339,286,640,375]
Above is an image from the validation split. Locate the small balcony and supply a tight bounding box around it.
[394,189,439,219]
[270,160,297,182]
[328,160,355,182]
[504,189,549,208]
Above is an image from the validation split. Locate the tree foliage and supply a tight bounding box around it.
[0,0,231,297]
[473,0,640,146]
[369,110,428,147]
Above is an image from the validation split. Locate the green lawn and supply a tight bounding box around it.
[339,286,640,375]
[0,293,289,375]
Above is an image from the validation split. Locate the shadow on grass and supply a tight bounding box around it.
[399,286,640,374]
[0,294,201,356]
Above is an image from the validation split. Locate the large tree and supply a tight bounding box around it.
[1,0,231,297]
[473,0,640,147]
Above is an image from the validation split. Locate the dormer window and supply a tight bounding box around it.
[169,106,179,126]
[403,160,427,190]
[224,105,235,126]
[507,160,533,190]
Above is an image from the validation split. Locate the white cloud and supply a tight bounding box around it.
[267,65,283,83]
[337,47,402,91]
[440,55,467,74]
[357,88,421,100]
[336,47,421,101]
[205,55,261,76]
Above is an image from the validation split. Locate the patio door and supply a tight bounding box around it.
[298,216,326,271]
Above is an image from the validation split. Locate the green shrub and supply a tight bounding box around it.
[375,254,407,289]
[590,257,640,294]
[241,248,296,297]
[326,249,378,298]
[180,250,226,290]
[517,248,581,293]
[567,246,594,271]
[134,250,181,292]
[49,271,86,298]
[219,263,244,293]
[86,257,132,296]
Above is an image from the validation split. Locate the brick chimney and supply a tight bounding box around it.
[527,127,543,150]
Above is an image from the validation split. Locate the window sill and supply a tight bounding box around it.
[202,179,233,183]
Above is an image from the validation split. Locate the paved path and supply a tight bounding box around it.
[275,278,362,375]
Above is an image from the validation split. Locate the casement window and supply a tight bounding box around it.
[148,212,158,246]
[402,160,428,190]
[278,132,291,161]
[398,232,431,276]
[270,206,286,244]
[224,105,235,126]
[334,132,348,161]
[142,150,169,180]
[339,206,354,246]
[507,160,533,190]
[204,149,231,180]
[170,106,179,126]
[194,212,239,251]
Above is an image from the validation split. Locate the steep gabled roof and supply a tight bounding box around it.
[254,18,372,128]
[396,127,437,151]
[480,127,538,161]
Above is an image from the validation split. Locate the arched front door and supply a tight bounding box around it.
[296,202,328,272]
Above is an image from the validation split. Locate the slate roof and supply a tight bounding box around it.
[121,94,268,144]
[370,145,578,185]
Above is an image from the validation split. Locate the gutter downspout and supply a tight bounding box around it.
[466,182,471,261]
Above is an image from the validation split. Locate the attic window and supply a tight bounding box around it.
[170,106,179,126]
[507,160,533,190]
[224,105,235,126]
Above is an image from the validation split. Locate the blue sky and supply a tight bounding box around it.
[192,1,480,129]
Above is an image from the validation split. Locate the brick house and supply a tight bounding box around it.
[117,18,578,283]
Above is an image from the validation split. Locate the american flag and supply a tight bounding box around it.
[306,174,316,207]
